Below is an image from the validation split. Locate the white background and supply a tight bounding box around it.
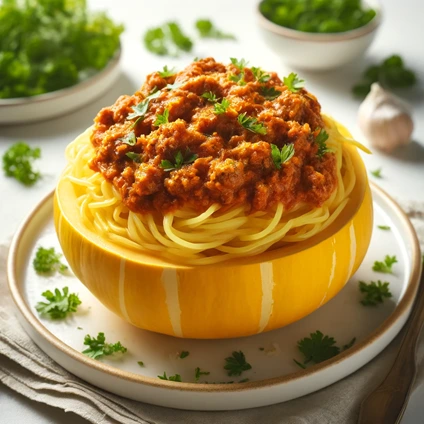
[1,0,423,422]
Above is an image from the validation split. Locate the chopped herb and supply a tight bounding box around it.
[342,338,356,350]
[315,128,331,158]
[271,144,295,169]
[137,361,144,367]
[82,332,127,360]
[121,132,137,146]
[238,113,267,135]
[214,98,231,114]
[230,57,248,71]
[260,86,281,100]
[252,66,271,83]
[195,19,235,40]
[179,351,190,359]
[158,65,176,78]
[202,91,219,103]
[195,367,210,382]
[77,326,83,330]
[359,280,392,306]
[224,351,252,376]
[127,99,149,126]
[35,287,81,319]
[373,255,398,274]
[33,247,68,274]
[228,72,246,86]
[259,347,265,351]
[154,108,170,126]
[125,152,143,163]
[283,73,305,93]
[2,142,41,186]
[160,148,198,171]
[239,378,249,383]
[371,168,383,178]
[158,372,182,382]
[166,82,184,91]
[377,225,391,230]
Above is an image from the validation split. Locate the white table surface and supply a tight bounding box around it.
[1,0,423,422]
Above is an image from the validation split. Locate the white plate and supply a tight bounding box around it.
[7,184,421,411]
[0,50,121,125]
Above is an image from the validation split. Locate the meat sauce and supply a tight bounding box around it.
[89,58,337,214]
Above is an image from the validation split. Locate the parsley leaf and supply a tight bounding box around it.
[158,65,176,78]
[35,287,81,319]
[214,98,231,114]
[371,168,383,178]
[260,86,281,100]
[228,72,246,86]
[315,128,331,158]
[3,142,41,186]
[237,113,267,135]
[125,152,143,163]
[179,351,190,359]
[154,108,170,126]
[33,247,68,274]
[195,367,210,382]
[137,361,144,367]
[82,332,127,360]
[224,351,252,376]
[158,372,182,382]
[202,91,219,103]
[160,148,198,171]
[251,66,270,83]
[372,255,398,273]
[127,99,149,125]
[121,132,136,146]
[283,73,305,93]
[195,19,235,40]
[230,57,248,71]
[359,280,392,306]
[271,144,295,169]
[377,225,391,230]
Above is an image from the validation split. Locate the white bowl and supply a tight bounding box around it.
[256,2,381,71]
[0,49,121,125]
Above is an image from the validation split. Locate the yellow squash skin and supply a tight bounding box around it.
[54,140,373,339]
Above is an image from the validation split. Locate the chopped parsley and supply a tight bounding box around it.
[33,247,68,274]
[82,332,127,360]
[35,287,81,319]
[137,361,144,367]
[271,144,295,169]
[370,168,383,178]
[238,113,267,135]
[195,19,235,40]
[259,347,265,351]
[294,330,356,369]
[251,66,271,83]
[315,128,331,158]
[154,108,170,126]
[3,142,41,186]
[179,351,190,359]
[202,91,219,103]
[283,73,305,93]
[214,98,231,114]
[158,372,182,382]
[160,148,198,171]
[372,255,398,273]
[125,152,143,163]
[228,72,246,86]
[158,65,176,78]
[377,225,391,230]
[121,132,137,146]
[224,351,252,376]
[195,367,210,382]
[260,86,281,100]
[127,99,149,126]
[230,57,248,71]
[359,280,392,306]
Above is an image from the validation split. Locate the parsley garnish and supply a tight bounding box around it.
[202,91,219,103]
[195,367,210,382]
[82,332,127,360]
[125,152,143,163]
[271,144,295,169]
[377,225,391,230]
[259,347,265,351]
[137,361,144,367]
[251,66,270,83]
[229,73,246,86]
[283,73,305,93]
[154,108,170,126]
[158,372,182,382]
[224,351,252,376]
[33,247,68,274]
[260,86,281,100]
[195,19,235,40]
[160,148,198,171]
[158,65,176,78]
[3,142,41,186]
[179,351,190,359]
[315,128,331,158]
[121,132,136,146]
[214,98,230,114]
[35,287,81,319]
[372,255,398,273]
[359,280,392,306]
[127,99,149,126]
[294,330,356,369]
[371,168,383,178]
[230,57,248,71]
[237,113,267,135]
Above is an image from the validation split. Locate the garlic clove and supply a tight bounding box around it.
[357,83,414,153]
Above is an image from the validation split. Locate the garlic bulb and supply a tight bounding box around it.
[358,83,414,152]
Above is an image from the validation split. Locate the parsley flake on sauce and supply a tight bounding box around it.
[160,148,198,172]
[260,86,282,100]
[238,113,267,135]
[202,91,219,103]
[158,65,177,78]
[271,144,295,169]
[315,128,331,158]
[283,73,305,93]
[154,108,170,126]
[252,66,271,83]
[125,152,143,163]
[214,98,231,114]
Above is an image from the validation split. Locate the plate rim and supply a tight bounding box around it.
[7,183,422,393]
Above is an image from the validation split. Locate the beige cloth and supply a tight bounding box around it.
[1,204,423,424]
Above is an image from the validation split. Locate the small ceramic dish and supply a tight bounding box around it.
[0,49,121,125]
[256,1,382,71]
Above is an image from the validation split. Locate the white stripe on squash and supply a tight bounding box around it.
[161,269,183,337]
[258,262,275,333]
[118,259,132,323]
[347,222,357,279]
[318,239,337,307]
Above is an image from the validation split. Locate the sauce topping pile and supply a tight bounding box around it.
[90,58,337,215]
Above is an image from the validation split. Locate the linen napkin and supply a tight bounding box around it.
[1,203,423,424]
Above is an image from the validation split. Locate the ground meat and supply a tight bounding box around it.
[89,58,337,214]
